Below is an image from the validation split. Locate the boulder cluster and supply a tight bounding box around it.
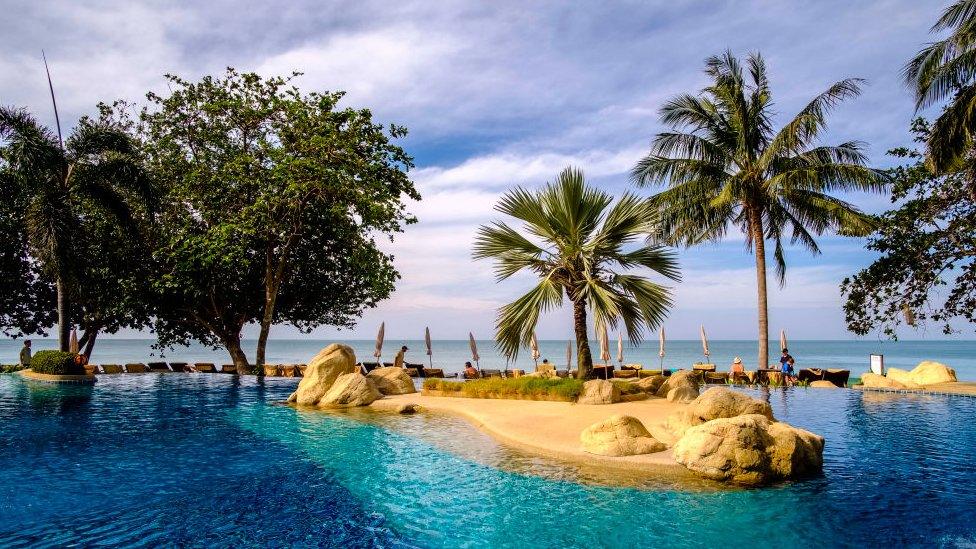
[578,386,824,486]
[287,344,416,408]
[860,361,957,390]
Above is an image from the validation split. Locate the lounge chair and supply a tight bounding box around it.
[730,371,751,384]
[508,369,525,378]
[263,364,279,376]
[704,372,729,384]
[360,361,380,373]
[424,368,446,378]
[101,364,123,374]
[535,364,556,374]
[220,364,237,374]
[84,364,98,375]
[613,369,638,379]
[823,369,850,387]
[194,363,216,373]
[382,362,396,368]
[591,365,614,380]
[462,370,480,379]
[169,362,188,372]
[147,362,169,371]
[297,364,307,375]
[280,365,296,377]
[481,369,502,378]
[125,363,148,373]
[404,367,419,377]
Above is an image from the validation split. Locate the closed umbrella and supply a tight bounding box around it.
[780,329,788,353]
[700,324,710,363]
[599,322,611,366]
[658,327,666,374]
[616,332,624,366]
[373,322,385,364]
[425,327,433,368]
[530,332,540,367]
[69,328,79,354]
[468,332,480,371]
[566,340,573,372]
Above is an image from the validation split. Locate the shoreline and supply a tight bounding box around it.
[368,392,697,481]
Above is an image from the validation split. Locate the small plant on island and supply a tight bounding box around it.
[423,377,585,401]
[29,350,85,375]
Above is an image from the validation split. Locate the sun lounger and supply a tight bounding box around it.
[125,363,148,373]
[535,364,556,374]
[591,365,614,380]
[169,362,188,372]
[280,365,296,377]
[463,371,480,379]
[194,363,216,373]
[220,364,237,374]
[360,361,380,373]
[423,368,446,378]
[100,364,122,374]
[704,372,729,384]
[404,368,419,377]
[382,362,396,368]
[613,369,638,379]
[84,364,98,375]
[481,369,502,378]
[147,362,169,371]
[297,364,307,375]
[730,371,751,384]
[263,364,279,376]
[508,369,525,378]
[823,369,850,387]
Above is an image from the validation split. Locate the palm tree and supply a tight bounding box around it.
[473,167,679,379]
[904,0,976,176]
[0,107,151,351]
[631,51,887,370]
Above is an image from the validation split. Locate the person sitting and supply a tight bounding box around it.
[730,356,744,373]
[463,361,479,379]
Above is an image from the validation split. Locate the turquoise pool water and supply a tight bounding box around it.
[1,374,974,547]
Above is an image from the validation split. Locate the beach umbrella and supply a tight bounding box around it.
[530,332,541,367]
[468,332,480,371]
[616,332,624,366]
[780,329,788,353]
[658,327,666,373]
[425,326,433,368]
[373,322,385,364]
[566,340,573,372]
[69,328,79,354]
[599,322,611,366]
[700,324,710,362]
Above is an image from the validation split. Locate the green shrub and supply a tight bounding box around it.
[30,351,85,375]
[423,377,585,401]
[1,364,27,374]
[611,379,646,396]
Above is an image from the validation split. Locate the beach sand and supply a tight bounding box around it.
[370,392,695,479]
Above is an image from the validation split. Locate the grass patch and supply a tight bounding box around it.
[611,379,646,395]
[423,377,585,401]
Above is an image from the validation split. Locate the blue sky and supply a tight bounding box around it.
[1,0,961,340]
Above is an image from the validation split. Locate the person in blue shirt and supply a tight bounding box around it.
[780,348,796,382]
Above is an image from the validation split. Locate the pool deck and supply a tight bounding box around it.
[856,381,976,398]
[370,392,696,479]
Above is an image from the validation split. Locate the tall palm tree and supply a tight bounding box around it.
[631,51,887,370]
[0,107,151,351]
[473,167,679,379]
[905,0,976,176]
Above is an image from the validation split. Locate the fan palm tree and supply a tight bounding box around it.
[0,107,151,351]
[473,167,679,379]
[631,51,887,370]
[905,0,976,175]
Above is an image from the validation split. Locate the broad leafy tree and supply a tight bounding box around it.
[473,167,679,379]
[0,107,152,351]
[136,69,418,368]
[631,51,887,369]
[905,0,976,181]
[842,119,976,337]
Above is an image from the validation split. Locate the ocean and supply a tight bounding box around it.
[3,337,975,380]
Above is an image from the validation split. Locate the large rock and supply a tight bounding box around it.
[580,415,667,456]
[635,375,666,394]
[910,361,957,385]
[672,414,824,485]
[288,344,358,405]
[666,387,772,438]
[667,386,699,403]
[366,367,417,395]
[809,380,838,388]
[577,379,620,405]
[860,372,910,390]
[884,368,921,389]
[656,370,699,398]
[318,372,381,408]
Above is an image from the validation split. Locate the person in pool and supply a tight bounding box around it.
[463,361,479,379]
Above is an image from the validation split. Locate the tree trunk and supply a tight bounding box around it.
[749,207,770,370]
[573,298,593,379]
[56,276,70,352]
[81,329,98,359]
[225,335,250,372]
[255,235,297,370]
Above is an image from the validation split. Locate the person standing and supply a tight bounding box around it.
[19,340,32,367]
[394,345,408,369]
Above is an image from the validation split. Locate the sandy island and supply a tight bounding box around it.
[370,393,695,479]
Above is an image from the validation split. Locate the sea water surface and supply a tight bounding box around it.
[3,338,976,380]
[1,373,975,547]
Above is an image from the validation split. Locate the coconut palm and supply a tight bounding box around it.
[905,0,976,175]
[473,167,679,379]
[631,51,887,370]
[0,107,151,351]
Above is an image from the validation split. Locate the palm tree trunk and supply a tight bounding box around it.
[750,207,770,370]
[56,276,70,352]
[573,299,593,379]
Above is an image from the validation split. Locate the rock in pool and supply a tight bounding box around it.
[580,415,667,456]
[318,372,381,408]
[635,375,666,394]
[908,361,957,385]
[397,403,421,414]
[666,387,772,438]
[667,386,699,403]
[577,379,620,405]
[809,380,838,388]
[288,343,358,405]
[656,369,699,398]
[860,372,912,390]
[367,366,417,395]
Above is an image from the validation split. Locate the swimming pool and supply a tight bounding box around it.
[1,374,974,547]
